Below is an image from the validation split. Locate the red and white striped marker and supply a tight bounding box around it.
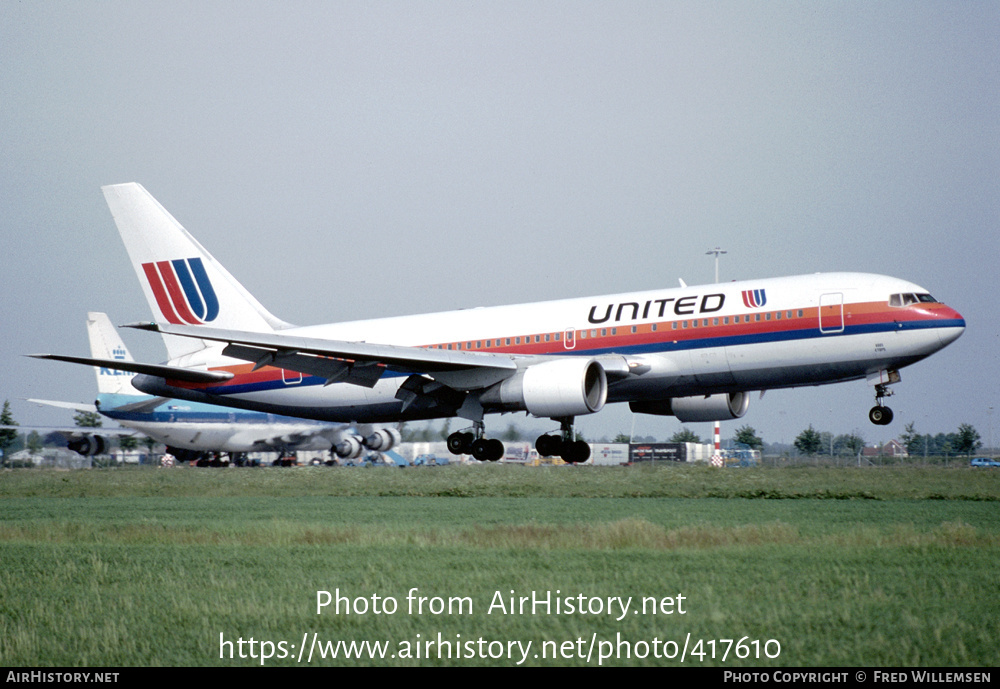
[710,421,723,467]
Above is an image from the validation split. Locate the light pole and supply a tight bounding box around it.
[706,247,727,464]
[989,406,994,458]
[706,247,727,284]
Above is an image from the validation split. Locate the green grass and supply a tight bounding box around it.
[1,464,998,666]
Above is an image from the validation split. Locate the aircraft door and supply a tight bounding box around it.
[819,293,844,333]
[564,328,576,350]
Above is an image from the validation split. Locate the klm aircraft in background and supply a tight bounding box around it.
[29,313,399,465]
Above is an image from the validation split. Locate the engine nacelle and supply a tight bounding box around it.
[67,434,108,456]
[630,392,750,422]
[364,428,402,452]
[484,358,607,418]
[334,435,364,459]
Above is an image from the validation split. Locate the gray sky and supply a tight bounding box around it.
[2,2,997,448]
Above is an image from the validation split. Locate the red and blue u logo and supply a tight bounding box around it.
[741,289,767,309]
[141,257,219,325]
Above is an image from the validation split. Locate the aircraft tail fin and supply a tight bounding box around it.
[86,312,137,396]
[102,183,290,361]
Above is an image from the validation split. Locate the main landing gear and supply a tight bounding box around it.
[868,382,894,426]
[447,421,505,462]
[446,416,592,464]
[535,417,591,464]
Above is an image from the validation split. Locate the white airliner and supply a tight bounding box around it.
[36,183,965,463]
[30,312,399,464]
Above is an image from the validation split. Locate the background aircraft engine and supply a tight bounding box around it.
[364,428,401,452]
[630,392,750,422]
[67,434,108,456]
[334,435,364,459]
[516,357,608,417]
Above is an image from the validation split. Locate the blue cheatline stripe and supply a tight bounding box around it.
[191,317,963,398]
[171,258,206,322]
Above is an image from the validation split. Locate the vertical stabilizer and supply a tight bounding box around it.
[87,312,137,396]
[102,183,290,360]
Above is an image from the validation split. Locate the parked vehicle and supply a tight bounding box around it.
[970,457,1000,467]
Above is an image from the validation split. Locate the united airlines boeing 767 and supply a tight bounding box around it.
[35,183,965,463]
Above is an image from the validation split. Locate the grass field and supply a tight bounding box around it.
[1,464,998,667]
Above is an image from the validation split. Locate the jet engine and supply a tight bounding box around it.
[67,434,109,456]
[483,358,608,418]
[334,435,364,459]
[630,392,749,422]
[364,428,402,452]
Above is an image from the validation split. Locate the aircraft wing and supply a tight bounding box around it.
[27,354,235,384]
[126,322,520,390]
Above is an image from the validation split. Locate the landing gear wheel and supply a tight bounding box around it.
[447,431,475,455]
[869,406,894,425]
[487,438,505,462]
[471,438,490,461]
[560,440,591,464]
[535,434,562,457]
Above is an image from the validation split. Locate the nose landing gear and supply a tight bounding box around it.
[868,381,895,426]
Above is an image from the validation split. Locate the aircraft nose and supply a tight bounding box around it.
[936,306,965,347]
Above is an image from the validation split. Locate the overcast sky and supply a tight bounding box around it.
[2,2,997,448]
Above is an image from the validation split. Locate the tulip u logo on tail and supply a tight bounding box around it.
[141,257,219,325]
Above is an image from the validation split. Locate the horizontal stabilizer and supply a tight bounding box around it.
[28,354,234,384]
[25,398,98,414]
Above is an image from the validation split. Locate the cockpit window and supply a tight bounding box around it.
[889,292,938,307]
